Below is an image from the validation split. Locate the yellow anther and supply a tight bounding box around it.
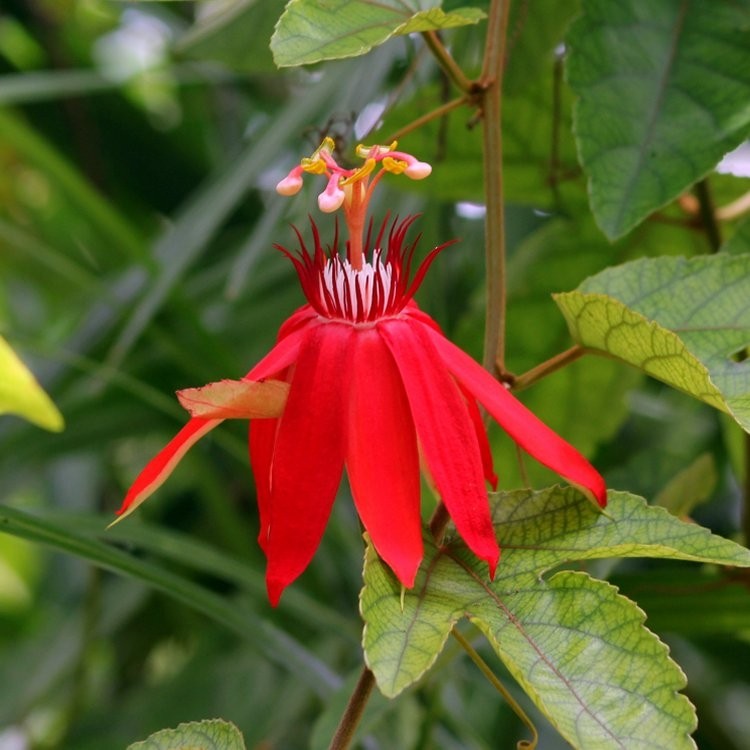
[314,136,336,158]
[300,136,337,174]
[340,158,376,186]
[355,140,399,159]
[301,157,328,175]
[382,156,408,174]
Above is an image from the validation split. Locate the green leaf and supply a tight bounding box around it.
[653,452,717,517]
[127,719,246,750]
[361,488,750,747]
[721,214,750,255]
[504,0,579,95]
[0,505,342,695]
[0,69,116,105]
[271,0,486,67]
[0,336,63,431]
[567,0,750,239]
[614,568,750,636]
[554,254,750,431]
[0,110,145,261]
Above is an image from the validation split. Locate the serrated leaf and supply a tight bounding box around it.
[0,336,63,432]
[271,0,485,67]
[127,719,246,750]
[361,488,750,747]
[567,0,750,239]
[554,254,750,431]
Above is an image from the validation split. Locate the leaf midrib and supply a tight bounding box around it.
[446,550,627,748]
[610,0,689,235]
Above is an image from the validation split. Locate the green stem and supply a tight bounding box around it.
[451,627,538,748]
[480,0,512,376]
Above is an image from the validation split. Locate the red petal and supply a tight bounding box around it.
[116,316,308,524]
[405,306,497,488]
[113,418,219,522]
[379,319,500,577]
[423,325,607,507]
[264,323,352,605]
[244,323,308,380]
[346,329,422,588]
[276,304,318,340]
[461,384,498,490]
[250,418,279,553]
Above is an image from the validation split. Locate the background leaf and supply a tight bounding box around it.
[1,2,748,747]
[127,719,246,750]
[362,488,750,747]
[271,0,486,67]
[554,254,750,431]
[0,335,63,431]
[175,0,287,74]
[567,0,750,239]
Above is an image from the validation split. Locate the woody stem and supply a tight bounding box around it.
[510,345,587,392]
[481,0,512,377]
[328,669,376,750]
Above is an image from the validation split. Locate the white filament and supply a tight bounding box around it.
[320,250,394,319]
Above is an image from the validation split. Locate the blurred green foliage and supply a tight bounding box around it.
[0,1,749,748]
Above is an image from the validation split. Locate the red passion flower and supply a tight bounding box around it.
[116,139,606,605]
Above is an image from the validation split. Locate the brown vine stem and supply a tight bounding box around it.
[422,30,474,93]
[388,95,470,142]
[693,179,722,253]
[328,668,376,750]
[480,0,512,377]
[327,499,451,750]
[329,7,511,747]
[510,345,587,393]
[451,627,538,748]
